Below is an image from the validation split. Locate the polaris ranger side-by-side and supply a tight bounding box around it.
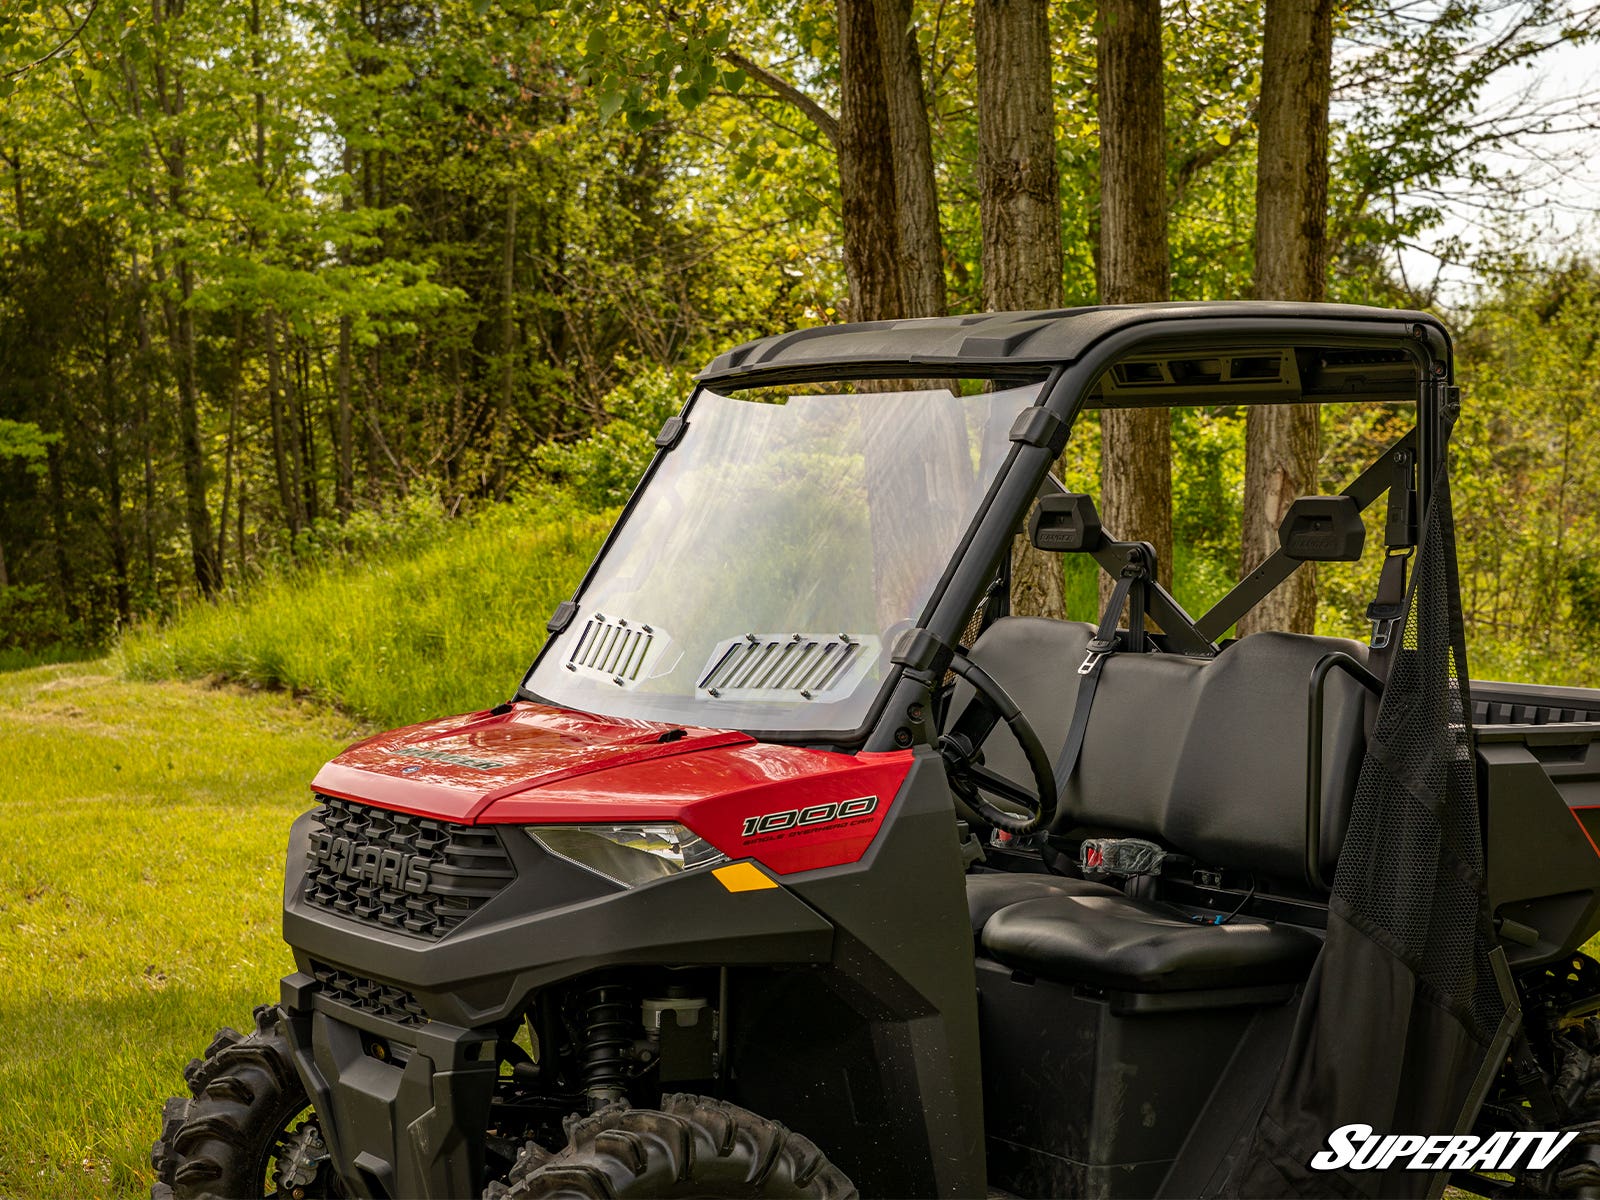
[152,303,1600,1200]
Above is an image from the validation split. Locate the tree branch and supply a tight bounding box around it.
[720,50,839,150]
[2,1,100,82]
[1172,102,1257,210]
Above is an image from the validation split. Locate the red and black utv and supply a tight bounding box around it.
[153,303,1600,1200]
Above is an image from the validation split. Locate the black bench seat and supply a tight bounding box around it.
[954,617,1371,996]
[981,892,1322,992]
[964,871,1119,938]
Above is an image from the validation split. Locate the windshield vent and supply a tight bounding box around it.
[566,614,670,687]
[697,634,879,702]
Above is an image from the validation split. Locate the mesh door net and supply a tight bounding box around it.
[1226,451,1505,1199]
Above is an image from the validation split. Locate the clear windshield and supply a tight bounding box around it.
[526,380,1043,733]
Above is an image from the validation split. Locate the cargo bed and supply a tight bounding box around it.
[1472,680,1600,965]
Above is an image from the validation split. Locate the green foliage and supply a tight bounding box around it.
[529,365,690,508]
[0,418,57,465]
[1567,561,1600,641]
[120,498,612,727]
[1323,3,1600,301]
[269,491,458,573]
[1170,407,1246,591]
[0,0,1597,685]
[0,0,836,647]
[1447,256,1600,684]
[0,583,71,650]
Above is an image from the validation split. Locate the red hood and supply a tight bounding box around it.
[311,702,915,875]
[312,703,754,824]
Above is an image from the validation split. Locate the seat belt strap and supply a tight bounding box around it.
[1368,551,1409,650]
[1365,550,1410,709]
[1053,562,1143,794]
[1366,447,1418,682]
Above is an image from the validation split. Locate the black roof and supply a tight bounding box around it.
[697,301,1448,382]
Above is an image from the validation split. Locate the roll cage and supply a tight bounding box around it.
[519,302,1456,754]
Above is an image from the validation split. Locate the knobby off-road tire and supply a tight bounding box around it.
[151,1004,342,1199]
[488,1094,858,1199]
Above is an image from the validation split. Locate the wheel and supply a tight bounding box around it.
[151,1004,344,1199]
[487,1094,858,1199]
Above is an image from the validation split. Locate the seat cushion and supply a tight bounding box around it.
[981,893,1322,992]
[964,872,1119,938]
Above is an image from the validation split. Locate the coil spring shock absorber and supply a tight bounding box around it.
[579,981,636,1110]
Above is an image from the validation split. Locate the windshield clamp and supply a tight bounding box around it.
[655,416,687,449]
[547,600,579,634]
[890,627,954,679]
[1009,408,1069,455]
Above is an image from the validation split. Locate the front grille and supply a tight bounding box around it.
[303,797,515,939]
[311,960,428,1025]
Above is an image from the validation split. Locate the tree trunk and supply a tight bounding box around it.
[874,0,945,317]
[495,182,518,495]
[139,382,157,583]
[336,312,354,517]
[173,262,220,596]
[1096,0,1173,597]
[296,341,318,523]
[335,137,357,518]
[837,0,904,322]
[103,315,132,621]
[726,25,937,322]
[265,310,303,540]
[129,246,159,585]
[1099,409,1174,588]
[236,469,247,578]
[152,0,220,597]
[976,0,1062,312]
[336,139,356,518]
[46,438,76,622]
[215,320,244,586]
[7,148,22,229]
[1240,0,1333,637]
[1,156,19,593]
[976,0,1065,618]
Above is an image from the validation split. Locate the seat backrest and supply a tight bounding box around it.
[956,617,1370,885]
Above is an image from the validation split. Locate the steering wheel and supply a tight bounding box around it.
[938,651,1058,836]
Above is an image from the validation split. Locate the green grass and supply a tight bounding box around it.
[0,663,363,1199]
[119,503,611,729]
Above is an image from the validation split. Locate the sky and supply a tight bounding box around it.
[1394,34,1600,306]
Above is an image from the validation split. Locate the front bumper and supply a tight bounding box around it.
[279,807,835,1198]
[281,973,497,1199]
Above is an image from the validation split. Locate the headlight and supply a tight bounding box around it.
[527,823,730,888]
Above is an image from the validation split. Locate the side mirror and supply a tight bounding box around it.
[1029,493,1104,553]
[1278,496,1366,562]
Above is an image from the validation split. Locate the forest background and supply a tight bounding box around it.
[2,0,1600,688]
